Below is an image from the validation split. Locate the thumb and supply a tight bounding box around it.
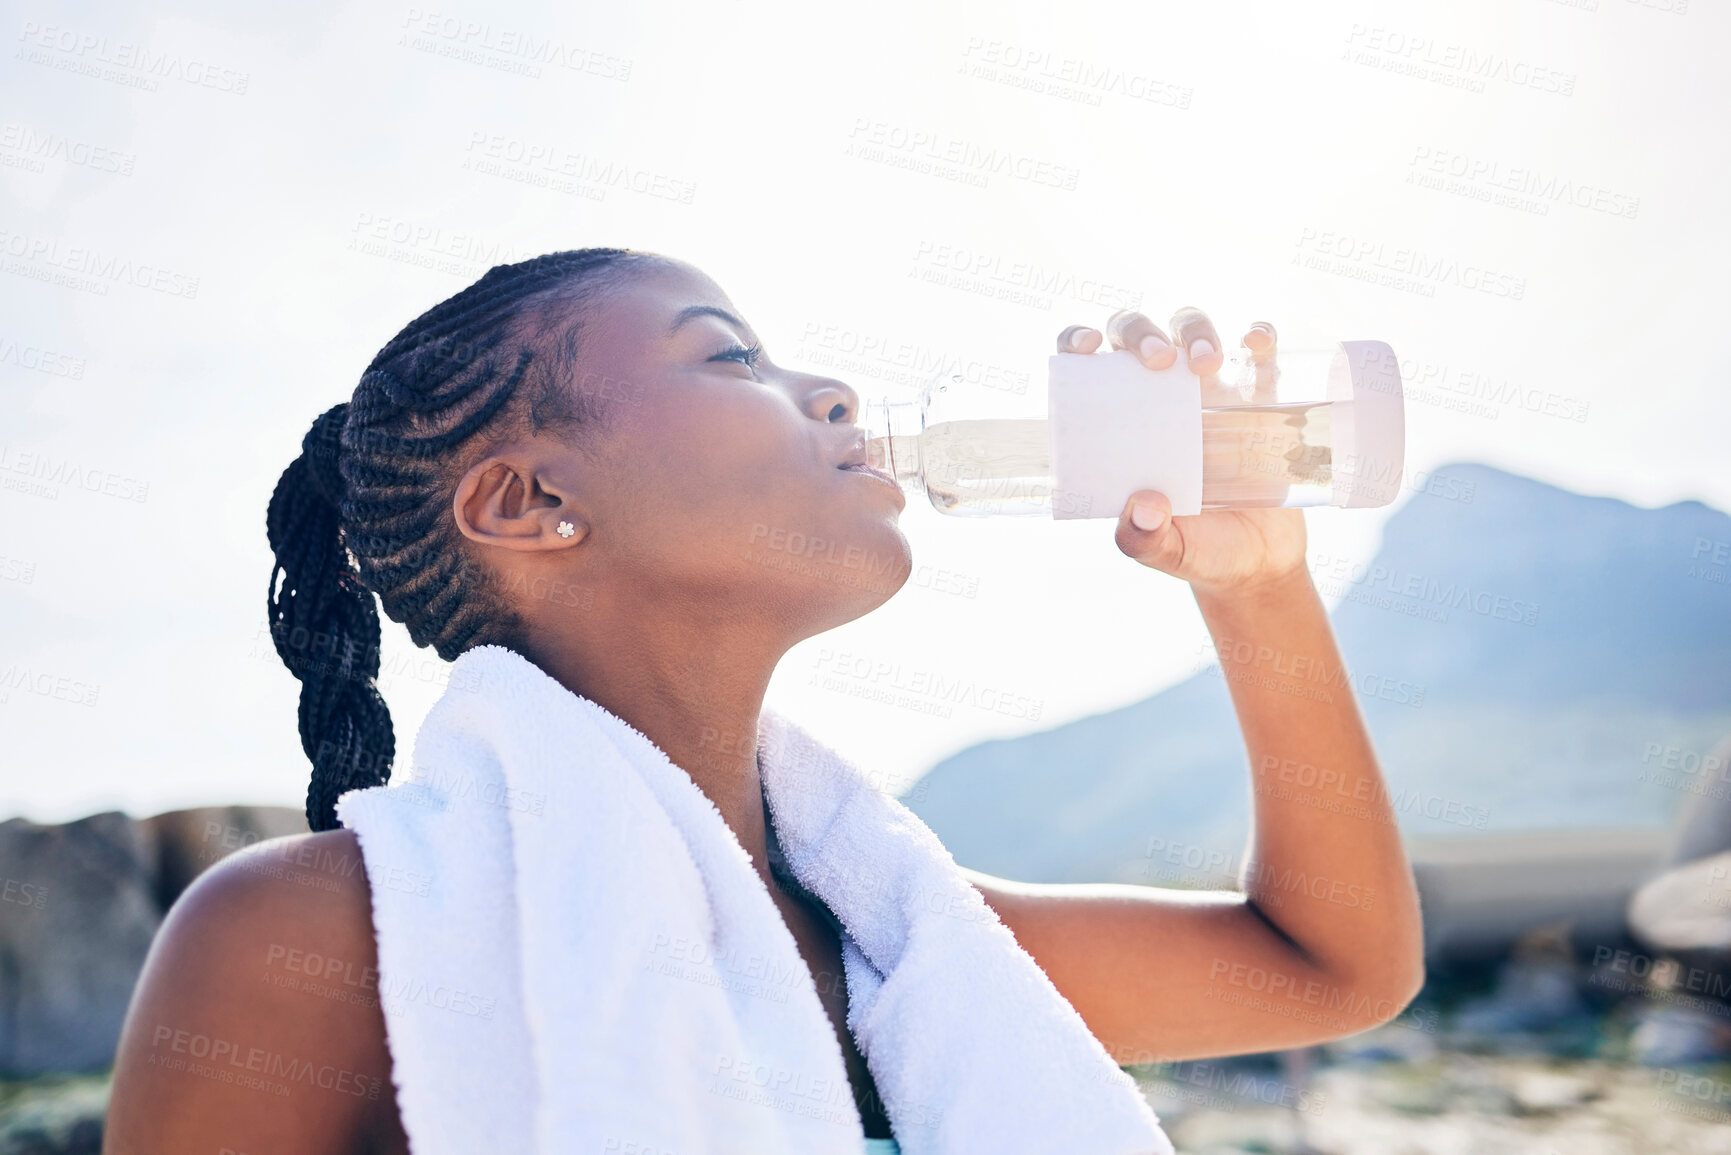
[1116,490,1186,574]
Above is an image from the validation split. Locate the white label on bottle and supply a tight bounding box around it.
[1048,349,1204,520]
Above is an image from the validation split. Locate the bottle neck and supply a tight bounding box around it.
[860,397,922,484]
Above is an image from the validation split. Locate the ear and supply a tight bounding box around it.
[452,449,588,551]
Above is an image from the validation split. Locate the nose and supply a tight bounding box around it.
[798,374,860,425]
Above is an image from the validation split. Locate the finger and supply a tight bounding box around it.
[1057,324,1104,354]
[1105,310,1178,370]
[1170,307,1223,378]
[1115,490,1186,575]
[1242,321,1279,401]
[1242,322,1278,365]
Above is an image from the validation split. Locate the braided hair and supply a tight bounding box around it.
[266,247,654,830]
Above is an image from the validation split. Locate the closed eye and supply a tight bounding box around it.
[710,341,765,370]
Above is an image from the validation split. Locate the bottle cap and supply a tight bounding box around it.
[1328,341,1406,509]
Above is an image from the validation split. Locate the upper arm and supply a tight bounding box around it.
[103,830,402,1155]
[963,868,1420,1064]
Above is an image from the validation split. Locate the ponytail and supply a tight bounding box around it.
[265,402,395,832]
[265,247,650,829]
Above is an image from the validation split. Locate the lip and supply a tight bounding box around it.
[838,460,902,492]
[835,436,904,504]
[837,434,894,480]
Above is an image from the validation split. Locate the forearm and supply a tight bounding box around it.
[1195,567,1424,997]
[968,565,1425,1059]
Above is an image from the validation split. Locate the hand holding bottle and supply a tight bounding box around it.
[859,308,1403,568]
[1056,307,1309,599]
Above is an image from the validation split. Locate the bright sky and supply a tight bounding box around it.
[2,0,1726,822]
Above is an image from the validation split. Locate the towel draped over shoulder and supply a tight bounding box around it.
[337,644,1173,1155]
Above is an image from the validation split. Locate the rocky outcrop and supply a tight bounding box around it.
[0,1073,109,1155]
[0,806,306,1077]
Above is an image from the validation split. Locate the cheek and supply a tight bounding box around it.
[605,398,815,546]
[669,448,908,596]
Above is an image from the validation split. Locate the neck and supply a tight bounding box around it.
[518,613,786,880]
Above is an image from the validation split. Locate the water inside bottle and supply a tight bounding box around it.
[1200,402,1334,510]
[869,402,1335,515]
[875,419,1054,515]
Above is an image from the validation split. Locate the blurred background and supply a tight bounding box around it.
[2,0,1728,1151]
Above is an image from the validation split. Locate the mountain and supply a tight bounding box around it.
[902,464,1731,884]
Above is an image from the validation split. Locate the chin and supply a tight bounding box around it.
[793,520,913,629]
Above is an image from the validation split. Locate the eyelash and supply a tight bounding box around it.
[712,341,764,370]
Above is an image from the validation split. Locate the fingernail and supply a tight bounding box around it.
[1138,334,1169,360]
[1188,339,1216,361]
[1131,500,1166,532]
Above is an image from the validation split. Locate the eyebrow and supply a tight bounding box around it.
[668,304,750,337]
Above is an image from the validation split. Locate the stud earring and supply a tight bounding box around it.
[556,520,576,539]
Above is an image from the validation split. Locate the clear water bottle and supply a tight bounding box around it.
[858,341,1405,519]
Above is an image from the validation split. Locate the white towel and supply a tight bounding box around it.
[337,644,1173,1155]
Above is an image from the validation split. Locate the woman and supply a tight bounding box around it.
[103,248,1424,1153]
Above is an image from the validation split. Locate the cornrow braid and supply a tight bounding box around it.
[266,247,653,830]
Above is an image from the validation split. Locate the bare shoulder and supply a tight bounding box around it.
[104,829,408,1154]
[150,828,379,976]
